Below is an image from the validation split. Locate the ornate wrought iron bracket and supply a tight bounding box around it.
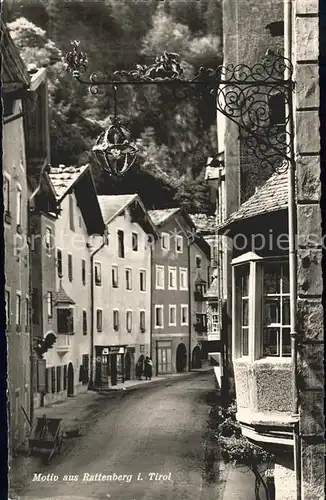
[65,41,295,175]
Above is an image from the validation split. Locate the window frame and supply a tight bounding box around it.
[168,266,177,290]
[179,267,188,291]
[82,310,87,335]
[56,248,63,278]
[180,304,189,326]
[68,253,73,282]
[125,267,132,290]
[5,288,11,328]
[155,305,164,329]
[47,291,53,320]
[126,310,133,332]
[132,232,138,251]
[232,252,290,362]
[15,292,21,329]
[94,261,102,286]
[16,184,22,228]
[161,232,170,251]
[96,308,103,332]
[140,310,146,332]
[168,304,177,326]
[4,173,10,215]
[69,193,75,232]
[175,235,183,253]
[45,227,52,254]
[112,265,119,288]
[117,229,125,258]
[155,265,165,290]
[113,309,119,331]
[139,269,146,292]
[82,259,86,286]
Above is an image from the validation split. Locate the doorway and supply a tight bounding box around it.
[67,362,74,396]
[192,346,202,369]
[125,352,131,381]
[176,343,187,373]
[110,354,117,386]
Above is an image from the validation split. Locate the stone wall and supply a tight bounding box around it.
[294,0,325,499]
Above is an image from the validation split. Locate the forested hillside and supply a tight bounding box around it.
[3,0,222,213]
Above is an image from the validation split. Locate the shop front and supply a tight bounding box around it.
[94,345,127,388]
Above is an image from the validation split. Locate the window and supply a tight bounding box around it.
[96,309,103,332]
[126,311,132,332]
[175,235,183,253]
[51,367,56,394]
[94,262,102,286]
[69,194,74,231]
[16,187,22,227]
[47,292,53,320]
[57,308,74,334]
[140,311,146,332]
[5,290,10,327]
[82,354,89,383]
[237,265,249,356]
[82,310,87,335]
[140,270,146,291]
[16,293,21,328]
[118,230,125,258]
[56,366,61,393]
[111,265,118,288]
[161,232,170,251]
[179,268,188,290]
[155,265,165,289]
[132,232,138,251]
[181,305,188,326]
[4,175,10,214]
[68,254,73,282]
[169,305,176,326]
[82,259,86,285]
[57,249,63,278]
[155,305,164,328]
[168,267,177,290]
[211,304,220,333]
[196,256,202,269]
[113,310,119,331]
[45,227,52,253]
[263,262,290,357]
[126,268,132,290]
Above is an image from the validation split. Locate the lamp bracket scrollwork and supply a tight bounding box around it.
[65,42,295,174]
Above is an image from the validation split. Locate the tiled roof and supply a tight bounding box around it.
[1,19,30,91]
[147,208,180,226]
[190,214,216,234]
[54,285,75,305]
[218,170,288,231]
[97,194,137,224]
[49,164,89,201]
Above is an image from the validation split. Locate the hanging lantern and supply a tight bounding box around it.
[92,121,138,176]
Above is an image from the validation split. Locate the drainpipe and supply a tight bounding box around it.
[89,229,108,388]
[284,0,301,498]
[187,240,192,371]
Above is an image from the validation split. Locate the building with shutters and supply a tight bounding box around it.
[92,194,157,388]
[31,164,105,407]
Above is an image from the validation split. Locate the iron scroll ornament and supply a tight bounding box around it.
[65,41,294,174]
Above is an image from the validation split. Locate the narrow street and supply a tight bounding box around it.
[13,372,229,500]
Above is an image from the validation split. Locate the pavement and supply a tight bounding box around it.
[9,368,256,500]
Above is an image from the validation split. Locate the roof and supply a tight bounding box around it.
[97,194,137,224]
[190,214,216,234]
[1,18,31,93]
[218,170,288,233]
[147,208,180,226]
[54,285,75,305]
[49,164,89,201]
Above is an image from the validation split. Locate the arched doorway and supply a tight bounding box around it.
[192,346,202,369]
[125,352,131,381]
[176,343,187,373]
[67,362,74,396]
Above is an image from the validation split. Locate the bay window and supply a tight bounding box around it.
[232,253,290,360]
